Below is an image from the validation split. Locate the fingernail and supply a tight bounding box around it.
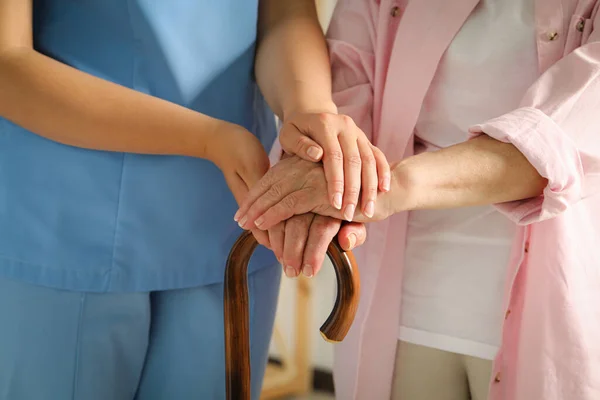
[333,193,343,210]
[348,234,357,250]
[285,266,297,278]
[382,176,391,192]
[303,265,313,278]
[344,204,355,221]
[307,146,321,160]
[254,216,265,228]
[238,216,247,228]
[233,209,241,222]
[365,201,375,218]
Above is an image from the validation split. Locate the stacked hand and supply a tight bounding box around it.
[224,112,393,278]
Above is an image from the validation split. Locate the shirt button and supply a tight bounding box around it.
[494,372,502,383]
[505,309,511,319]
[524,241,530,253]
[390,6,401,17]
[548,31,559,41]
[577,20,585,32]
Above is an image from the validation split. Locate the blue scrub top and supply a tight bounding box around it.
[0,0,278,292]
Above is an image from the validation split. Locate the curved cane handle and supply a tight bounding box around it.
[224,230,360,400]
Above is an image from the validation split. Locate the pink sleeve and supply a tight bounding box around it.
[469,12,600,225]
[326,0,378,140]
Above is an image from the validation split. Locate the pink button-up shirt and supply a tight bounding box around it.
[325,0,600,399]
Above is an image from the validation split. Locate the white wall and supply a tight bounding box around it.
[268,0,339,371]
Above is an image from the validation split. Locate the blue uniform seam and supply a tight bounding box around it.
[108,154,126,290]
[71,293,86,400]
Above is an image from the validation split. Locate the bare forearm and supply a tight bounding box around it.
[391,135,547,212]
[0,48,225,158]
[255,0,337,118]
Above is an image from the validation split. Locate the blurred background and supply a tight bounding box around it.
[261,2,339,399]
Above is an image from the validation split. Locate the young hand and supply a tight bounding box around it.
[278,112,390,220]
[208,122,272,247]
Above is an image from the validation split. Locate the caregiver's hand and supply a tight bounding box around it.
[279,112,390,220]
[209,122,271,248]
[236,156,400,231]
[268,215,366,278]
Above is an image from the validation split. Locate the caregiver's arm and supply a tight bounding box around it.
[255,0,389,220]
[0,0,247,162]
[255,0,334,122]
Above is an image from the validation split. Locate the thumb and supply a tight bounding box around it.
[338,222,367,251]
[279,123,324,162]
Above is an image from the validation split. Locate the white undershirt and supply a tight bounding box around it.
[399,0,539,360]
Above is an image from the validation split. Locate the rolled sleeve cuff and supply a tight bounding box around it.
[469,107,583,225]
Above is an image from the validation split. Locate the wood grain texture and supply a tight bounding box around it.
[224,230,360,400]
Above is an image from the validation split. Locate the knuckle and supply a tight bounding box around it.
[325,149,344,162]
[317,112,333,126]
[361,152,376,167]
[341,114,355,127]
[295,135,309,152]
[267,182,284,199]
[347,155,362,168]
[259,174,272,190]
[365,186,378,199]
[329,179,345,192]
[282,194,298,210]
[345,186,361,199]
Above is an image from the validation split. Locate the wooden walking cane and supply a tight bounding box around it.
[224,230,360,400]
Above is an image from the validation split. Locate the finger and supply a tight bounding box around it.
[339,133,361,221]
[358,139,378,219]
[251,228,271,249]
[238,174,294,230]
[268,222,285,262]
[282,214,313,278]
[234,168,274,223]
[254,190,316,231]
[371,144,391,192]
[338,222,367,251]
[316,121,345,211]
[302,216,341,277]
[279,123,323,162]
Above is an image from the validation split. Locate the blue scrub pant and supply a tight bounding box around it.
[0,264,281,400]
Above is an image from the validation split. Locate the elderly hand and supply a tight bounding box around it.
[236,156,401,231]
[268,215,367,278]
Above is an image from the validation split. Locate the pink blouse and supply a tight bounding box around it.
[324,0,600,399]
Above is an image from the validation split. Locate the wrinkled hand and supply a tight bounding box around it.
[235,156,399,231]
[279,112,390,220]
[268,215,366,278]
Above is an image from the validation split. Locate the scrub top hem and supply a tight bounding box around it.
[0,255,279,293]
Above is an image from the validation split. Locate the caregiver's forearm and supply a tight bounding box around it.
[392,135,548,212]
[255,0,337,119]
[0,48,226,159]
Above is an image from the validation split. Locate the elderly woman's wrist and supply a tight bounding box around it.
[389,161,417,214]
